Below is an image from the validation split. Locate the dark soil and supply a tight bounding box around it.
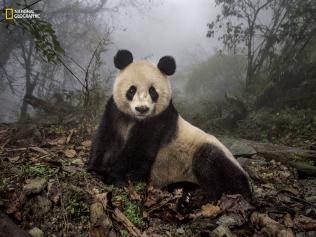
[0,123,316,237]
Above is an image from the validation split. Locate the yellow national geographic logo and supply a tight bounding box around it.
[3,8,40,20]
[5,8,13,20]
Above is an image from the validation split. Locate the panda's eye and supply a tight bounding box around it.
[126,86,137,101]
[149,86,159,102]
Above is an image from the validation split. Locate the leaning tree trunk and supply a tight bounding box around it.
[242,139,316,176]
[19,41,38,122]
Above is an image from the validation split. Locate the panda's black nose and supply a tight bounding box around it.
[135,106,149,114]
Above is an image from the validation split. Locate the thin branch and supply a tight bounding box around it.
[64,55,86,73]
[12,52,25,67]
[57,56,85,88]
[84,39,104,88]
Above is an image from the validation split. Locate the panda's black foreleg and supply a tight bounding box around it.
[87,97,125,181]
[107,150,153,185]
[193,143,252,201]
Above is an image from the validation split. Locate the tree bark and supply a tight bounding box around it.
[19,41,37,122]
[241,139,316,176]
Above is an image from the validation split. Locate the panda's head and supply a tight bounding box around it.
[113,49,176,120]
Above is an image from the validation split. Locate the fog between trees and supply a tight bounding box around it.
[0,0,315,139]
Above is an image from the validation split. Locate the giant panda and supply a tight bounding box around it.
[87,49,252,201]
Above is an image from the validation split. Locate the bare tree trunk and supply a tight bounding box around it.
[245,23,254,88]
[246,53,253,88]
[19,41,38,122]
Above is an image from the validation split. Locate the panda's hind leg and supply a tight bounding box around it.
[192,143,252,201]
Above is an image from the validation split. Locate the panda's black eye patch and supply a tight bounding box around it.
[149,86,159,102]
[126,85,136,101]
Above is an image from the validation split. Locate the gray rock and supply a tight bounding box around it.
[176,227,185,235]
[220,137,257,157]
[31,195,52,217]
[90,202,104,225]
[90,202,112,236]
[216,215,238,228]
[23,178,47,195]
[47,179,60,204]
[28,227,43,237]
[212,225,235,237]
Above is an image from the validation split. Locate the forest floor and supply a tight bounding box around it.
[0,122,316,237]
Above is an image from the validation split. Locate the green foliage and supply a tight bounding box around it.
[134,182,146,193]
[15,18,64,63]
[235,108,316,144]
[52,87,108,125]
[120,229,129,237]
[46,124,65,134]
[0,179,8,190]
[22,163,56,178]
[208,0,316,87]
[70,170,91,179]
[113,187,146,229]
[66,196,90,223]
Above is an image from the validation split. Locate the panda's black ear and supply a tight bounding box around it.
[114,49,133,70]
[157,56,176,76]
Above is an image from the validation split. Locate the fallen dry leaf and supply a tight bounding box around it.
[66,129,74,144]
[30,146,49,155]
[220,194,254,218]
[81,140,92,148]
[191,203,221,218]
[64,149,77,158]
[251,212,295,237]
[3,190,21,214]
[47,137,67,146]
[294,215,316,230]
[219,194,254,227]
[283,213,294,228]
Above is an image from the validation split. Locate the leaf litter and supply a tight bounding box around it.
[0,123,316,237]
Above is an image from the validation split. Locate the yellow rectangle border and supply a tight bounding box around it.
[5,8,14,20]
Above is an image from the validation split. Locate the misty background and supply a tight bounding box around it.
[1,1,316,235]
[0,0,221,122]
[0,0,315,143]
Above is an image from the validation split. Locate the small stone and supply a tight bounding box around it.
[89,202,112,236]
[29,227,43,237]
[71,158,84,166]
[90,202,104,225]
[23,178,47,195]
[176,227,185,235]
[216,215,239,227]
[81,140,92,148]
[26,195,52,219]
[64,149,77,158]
[47,179,60,204]
[212,225,235,237]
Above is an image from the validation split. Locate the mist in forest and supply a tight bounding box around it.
[0,0,315,140]
[110,0,220,64]
[0,0,220,122]
[1,2,316,235]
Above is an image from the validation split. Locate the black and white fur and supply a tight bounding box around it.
[87,50,252,201]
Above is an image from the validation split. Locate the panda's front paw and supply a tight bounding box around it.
[108,175,128,187]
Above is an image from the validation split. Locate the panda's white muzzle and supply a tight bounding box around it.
[130,93,155,119]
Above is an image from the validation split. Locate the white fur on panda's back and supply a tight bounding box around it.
[150,116,246,187]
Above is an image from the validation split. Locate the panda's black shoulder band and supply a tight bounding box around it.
[158,56,176,76]
[114,49,133,70]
